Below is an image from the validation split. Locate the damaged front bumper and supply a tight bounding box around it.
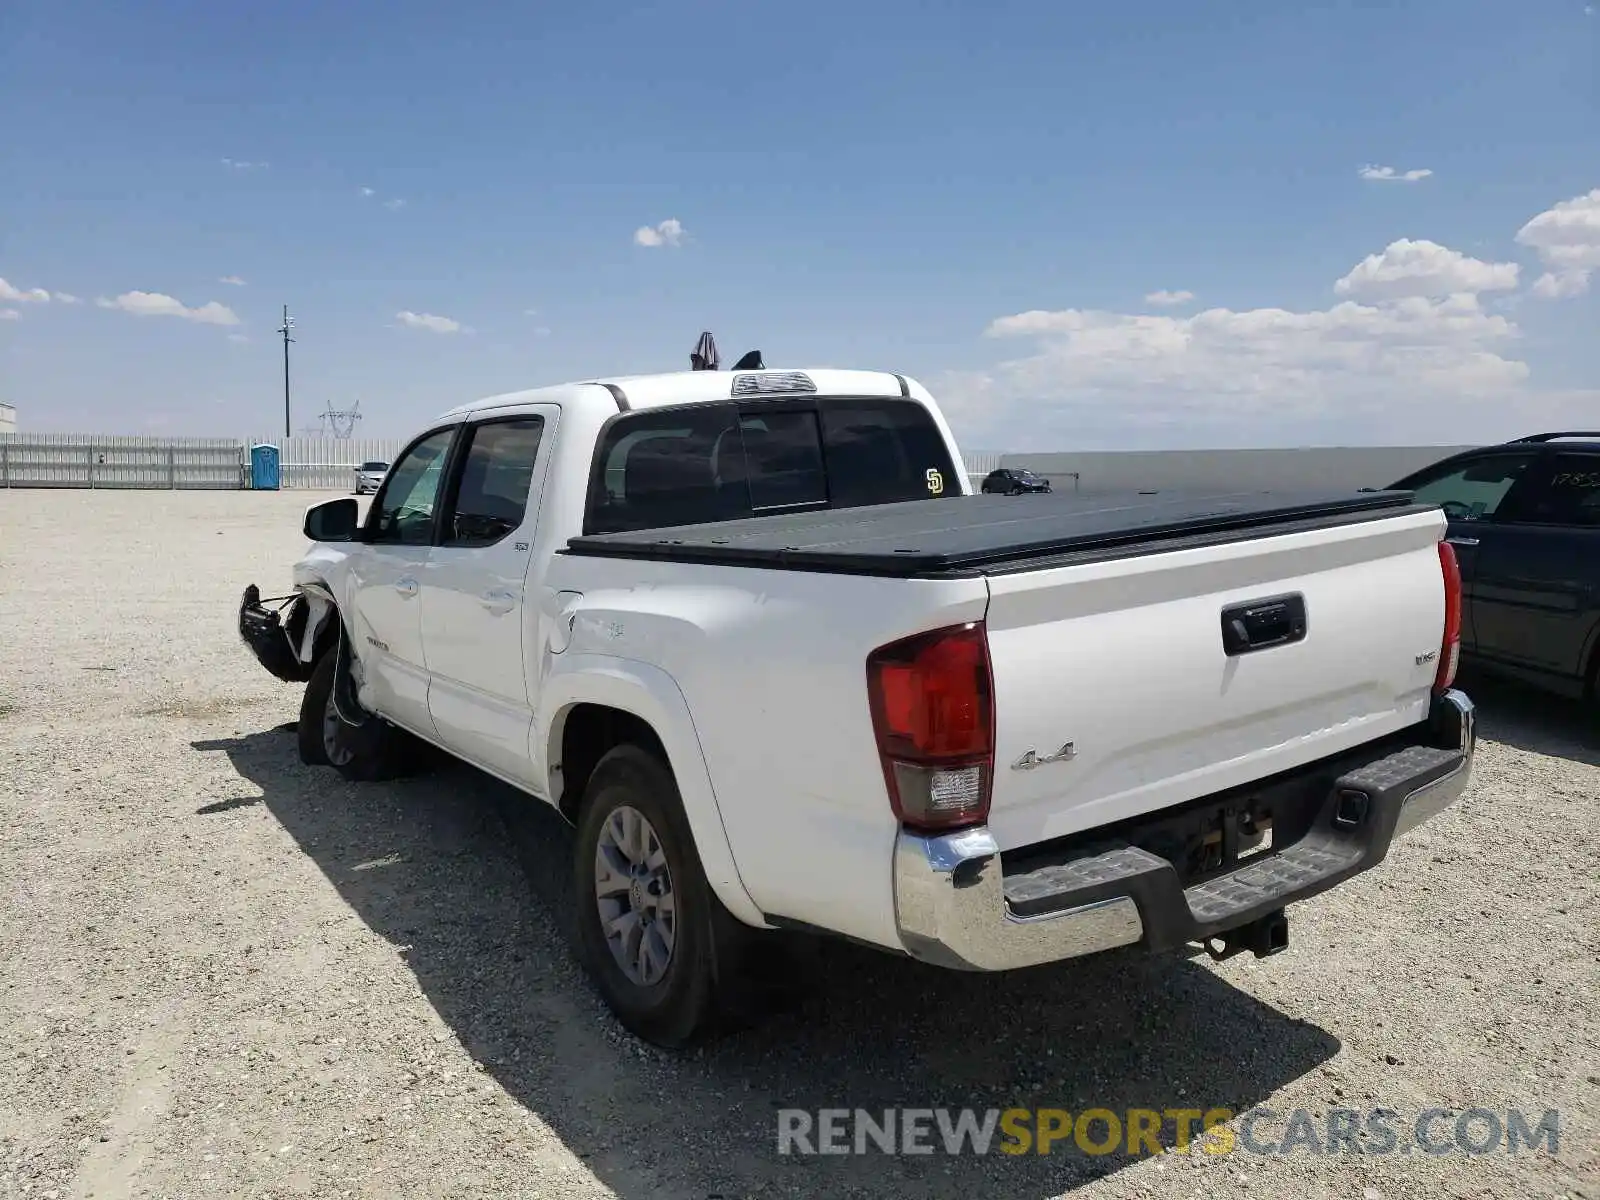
[238,584,317,683]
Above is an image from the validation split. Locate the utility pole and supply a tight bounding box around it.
[277,305,295,438]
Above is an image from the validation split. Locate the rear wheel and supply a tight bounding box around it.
[572,744,728,1047]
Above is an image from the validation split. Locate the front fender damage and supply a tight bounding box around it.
[238,583,337,683]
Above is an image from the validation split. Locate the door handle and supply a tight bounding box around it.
[482,589,518,615]
[1446,537,1480,547]
[395,577,419,598]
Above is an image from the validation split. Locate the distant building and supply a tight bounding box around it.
[0,404,14,434]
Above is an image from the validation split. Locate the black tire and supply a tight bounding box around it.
[297,646,335,766]
[297,641,420,781]
[572,743,730,1047]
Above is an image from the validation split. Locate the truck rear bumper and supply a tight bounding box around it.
[892,688,1475,972]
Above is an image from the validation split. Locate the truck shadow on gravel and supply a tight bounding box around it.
[195,728,1341,1199]
[1456,670,1598,767]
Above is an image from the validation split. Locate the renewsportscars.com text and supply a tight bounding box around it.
[776,1106,1562,1158]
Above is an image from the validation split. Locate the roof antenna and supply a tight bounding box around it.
[731,349,764,370]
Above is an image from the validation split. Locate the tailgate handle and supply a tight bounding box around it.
[1221,593,1307,656]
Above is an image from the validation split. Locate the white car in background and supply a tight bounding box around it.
[353,460,389,495]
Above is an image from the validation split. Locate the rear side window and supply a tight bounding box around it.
[444,417,545,546]
[1517,453,1600,527]
[585,398,959,535]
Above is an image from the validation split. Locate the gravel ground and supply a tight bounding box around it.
[0,487,1595,1200]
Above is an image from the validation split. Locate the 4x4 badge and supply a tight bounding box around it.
[1012,743,1076,770]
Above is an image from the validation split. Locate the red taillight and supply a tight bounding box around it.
[866,622,995,832]
[1436,540,1462,691]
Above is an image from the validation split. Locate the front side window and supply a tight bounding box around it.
[369,428,456,544]
[1402,453,1537,521]
[444,417,545,546]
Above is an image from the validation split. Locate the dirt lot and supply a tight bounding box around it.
[0,487,1595,1200]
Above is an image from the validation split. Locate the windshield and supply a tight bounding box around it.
[360,461,388,472]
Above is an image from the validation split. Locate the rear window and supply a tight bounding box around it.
[584,398,959,535]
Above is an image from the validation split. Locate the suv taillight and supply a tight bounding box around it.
[1436,540,1462,691]
[866,622,995,832]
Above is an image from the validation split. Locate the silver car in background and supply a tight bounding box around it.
[353,460,389,495]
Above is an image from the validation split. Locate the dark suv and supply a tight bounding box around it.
[980,467,1052,495]
[1388,431,1600,706]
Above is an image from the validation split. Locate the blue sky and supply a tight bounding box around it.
[2,0,1596,449]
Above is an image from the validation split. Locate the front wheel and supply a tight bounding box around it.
[572,744,727,1047]
[297,641,419,780]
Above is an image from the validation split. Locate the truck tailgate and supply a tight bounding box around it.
[981,506,1448,850]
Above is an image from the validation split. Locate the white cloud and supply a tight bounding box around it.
[94,291,241,326]
[0,278,52,304]
[54,292,81,304]
[634,218,685,247]
[532,325,551,337]
[1530,270,1591,299]
[949,285,1533,446]
[221,158,268,170]
[938,185,1600,446]
[1333,238,1519,300]
[359,187,406,210]
[395,310,463,334]
[218,275,246,287]
[1515,188,1600,300]
[1358,164,1433,182]
[1145,289,1195,307]
[0,309,19,321]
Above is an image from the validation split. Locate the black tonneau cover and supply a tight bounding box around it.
[561,488,1429,578]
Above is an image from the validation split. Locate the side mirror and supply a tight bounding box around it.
[304,497,361,542]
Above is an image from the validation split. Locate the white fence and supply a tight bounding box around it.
[0,434,405,490]
[0,434,245,489]
[1,434,1005,492]
[245,437,405,491]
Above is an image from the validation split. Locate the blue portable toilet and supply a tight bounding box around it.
[249,443,281,491]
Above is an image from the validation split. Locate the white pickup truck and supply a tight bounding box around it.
[239,367,1476,1047]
